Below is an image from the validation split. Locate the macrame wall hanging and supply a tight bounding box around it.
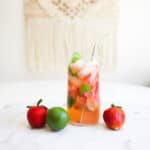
[24,0,119,72]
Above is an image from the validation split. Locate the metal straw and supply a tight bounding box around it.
[90,43,96,61]
[79,44,97,124]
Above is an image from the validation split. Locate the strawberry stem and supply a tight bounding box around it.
[26,99,47,109]
[40,105,48,110]
[111,104,115,107]
[111,104,122,109]
[26,106,32,108]
[37,99,43,106]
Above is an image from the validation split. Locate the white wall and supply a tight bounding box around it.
[0,0,150,85]
[102,0,150,85]
[0,0,27,80]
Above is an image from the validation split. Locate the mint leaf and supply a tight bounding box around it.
[71,52,81,63]
[80,84,92,95]
[67,96,75,107]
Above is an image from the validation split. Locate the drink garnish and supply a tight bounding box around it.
[67,96,75,108]
[71,52,81,63]
[80,84,92,95]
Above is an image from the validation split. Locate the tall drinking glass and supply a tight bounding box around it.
[67,52,100,125]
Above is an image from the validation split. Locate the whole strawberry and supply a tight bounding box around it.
[103,104,125,130]
[27,99,47,128]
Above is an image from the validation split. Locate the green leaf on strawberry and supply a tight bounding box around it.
[111,104,122,109]
[80,84,92,95]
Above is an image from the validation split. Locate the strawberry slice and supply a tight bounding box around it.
[76,96,87,108]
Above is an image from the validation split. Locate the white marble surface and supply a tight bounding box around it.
[0,80,150,150]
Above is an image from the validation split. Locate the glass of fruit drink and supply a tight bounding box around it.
[67,52,100,125]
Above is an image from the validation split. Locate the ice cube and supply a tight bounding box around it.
[78,60,97,76]
[78,66,93,77]
[69,60,85,74]
[86,60,98,67]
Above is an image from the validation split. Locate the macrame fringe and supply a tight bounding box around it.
[26,17,118,73]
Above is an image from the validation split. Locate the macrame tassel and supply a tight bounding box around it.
[25,0,119,73]
[26,17,117,72]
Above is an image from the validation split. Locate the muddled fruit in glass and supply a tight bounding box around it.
[67,52,100,125]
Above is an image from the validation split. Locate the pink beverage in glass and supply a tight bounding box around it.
[67,52,100,125]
